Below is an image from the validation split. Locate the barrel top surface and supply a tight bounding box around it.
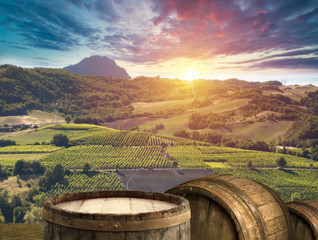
[42,191,191,232]
[55,197,177,214]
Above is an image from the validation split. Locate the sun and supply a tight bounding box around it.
[184,70,198,81]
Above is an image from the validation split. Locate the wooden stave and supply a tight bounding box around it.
[166,174,292,240]
[286,199,318,240]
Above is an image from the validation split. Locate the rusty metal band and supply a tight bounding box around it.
[42,208,190,232]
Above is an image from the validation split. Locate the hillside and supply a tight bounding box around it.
[63,55,130,79]
[1,64,318,147]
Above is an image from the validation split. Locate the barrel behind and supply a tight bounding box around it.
[286,199,318,240]
[166,174,292,240]
[42,190,190,240]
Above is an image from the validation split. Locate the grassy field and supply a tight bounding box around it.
[0,153,50,166]
[0,110,64,126]
[0,175,39,197]
[139,99,249,134]
[0,223,42,240]
[0,126,102,145]
[224,120,294,141]
[132,99,192,115]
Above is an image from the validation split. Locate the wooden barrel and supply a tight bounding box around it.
[42,190,191,240]
[166,174,292,240]
[286,199,318,240]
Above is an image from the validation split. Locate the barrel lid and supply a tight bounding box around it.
[42,190,190,232]
[55,197,177,214]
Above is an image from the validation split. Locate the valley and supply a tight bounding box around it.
[1,65,318,228]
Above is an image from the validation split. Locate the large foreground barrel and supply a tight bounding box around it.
[286,199,318,240]
[166,174,292,240]
[42,191,190,240]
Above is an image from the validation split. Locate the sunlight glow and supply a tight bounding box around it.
[184,69,198,81]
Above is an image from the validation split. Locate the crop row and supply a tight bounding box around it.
[166,146,318,168]
[71,131,152,146]
[0,145,62,154]
[40,145,173,169]
[166,145,201,154]
[148,135,175,146]
[169,154,210,169]
[43,123,109,130]
[45,172,125,197]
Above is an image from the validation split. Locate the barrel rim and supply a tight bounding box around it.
[42,190,191,232]
[286,199,318,235]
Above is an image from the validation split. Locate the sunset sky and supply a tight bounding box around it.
[1,0,318,84]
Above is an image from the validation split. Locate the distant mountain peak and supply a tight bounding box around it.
[63,55,130,79]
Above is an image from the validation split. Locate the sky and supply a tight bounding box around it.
[1,0,318,85]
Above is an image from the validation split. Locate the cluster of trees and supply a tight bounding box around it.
[13,160,45,176]
[39,164,67,191]
[0,161,68,223]
[232,89,300,120]
[51,134,70,147]
[0,187,43,223]
[280,146,318,161]
[0,65,136,124]
[0,139,16,147]
[2,65,282,125]
[0,164,10,178]
[173,130,271,152]
[188,112,234,129]
[300,90,318,115]
[0,160,50,223]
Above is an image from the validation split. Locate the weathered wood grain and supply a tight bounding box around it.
[286,199,318,240]
[167,174,292,240]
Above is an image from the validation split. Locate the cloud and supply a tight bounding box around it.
[249,57,318,70]
[0,1,98,51]
[1,0,317,71]
[223,48,318,65]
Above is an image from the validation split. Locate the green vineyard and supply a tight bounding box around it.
[166,145,318,169]
[45,172,125,197]
[0,145,62,154]
[71,130,152,146]
[213,168,318,201]
[40,145,173,169]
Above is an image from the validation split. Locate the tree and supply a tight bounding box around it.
[83,163,91,173]
[14,160,26,175]
[52,164,65,181]
[0,164,9,178]
[11,194,22,209]
[65,115,72,123]
[277,157,287,168]
[173,129,190,138]
[247,160,253,169]
[23,206,42,223]
[173,161,178,169]
[26,187,39,202]
[13,206,26,223]
[0,188,12,222]
[30,161,45,174]
[51,134,69,147]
